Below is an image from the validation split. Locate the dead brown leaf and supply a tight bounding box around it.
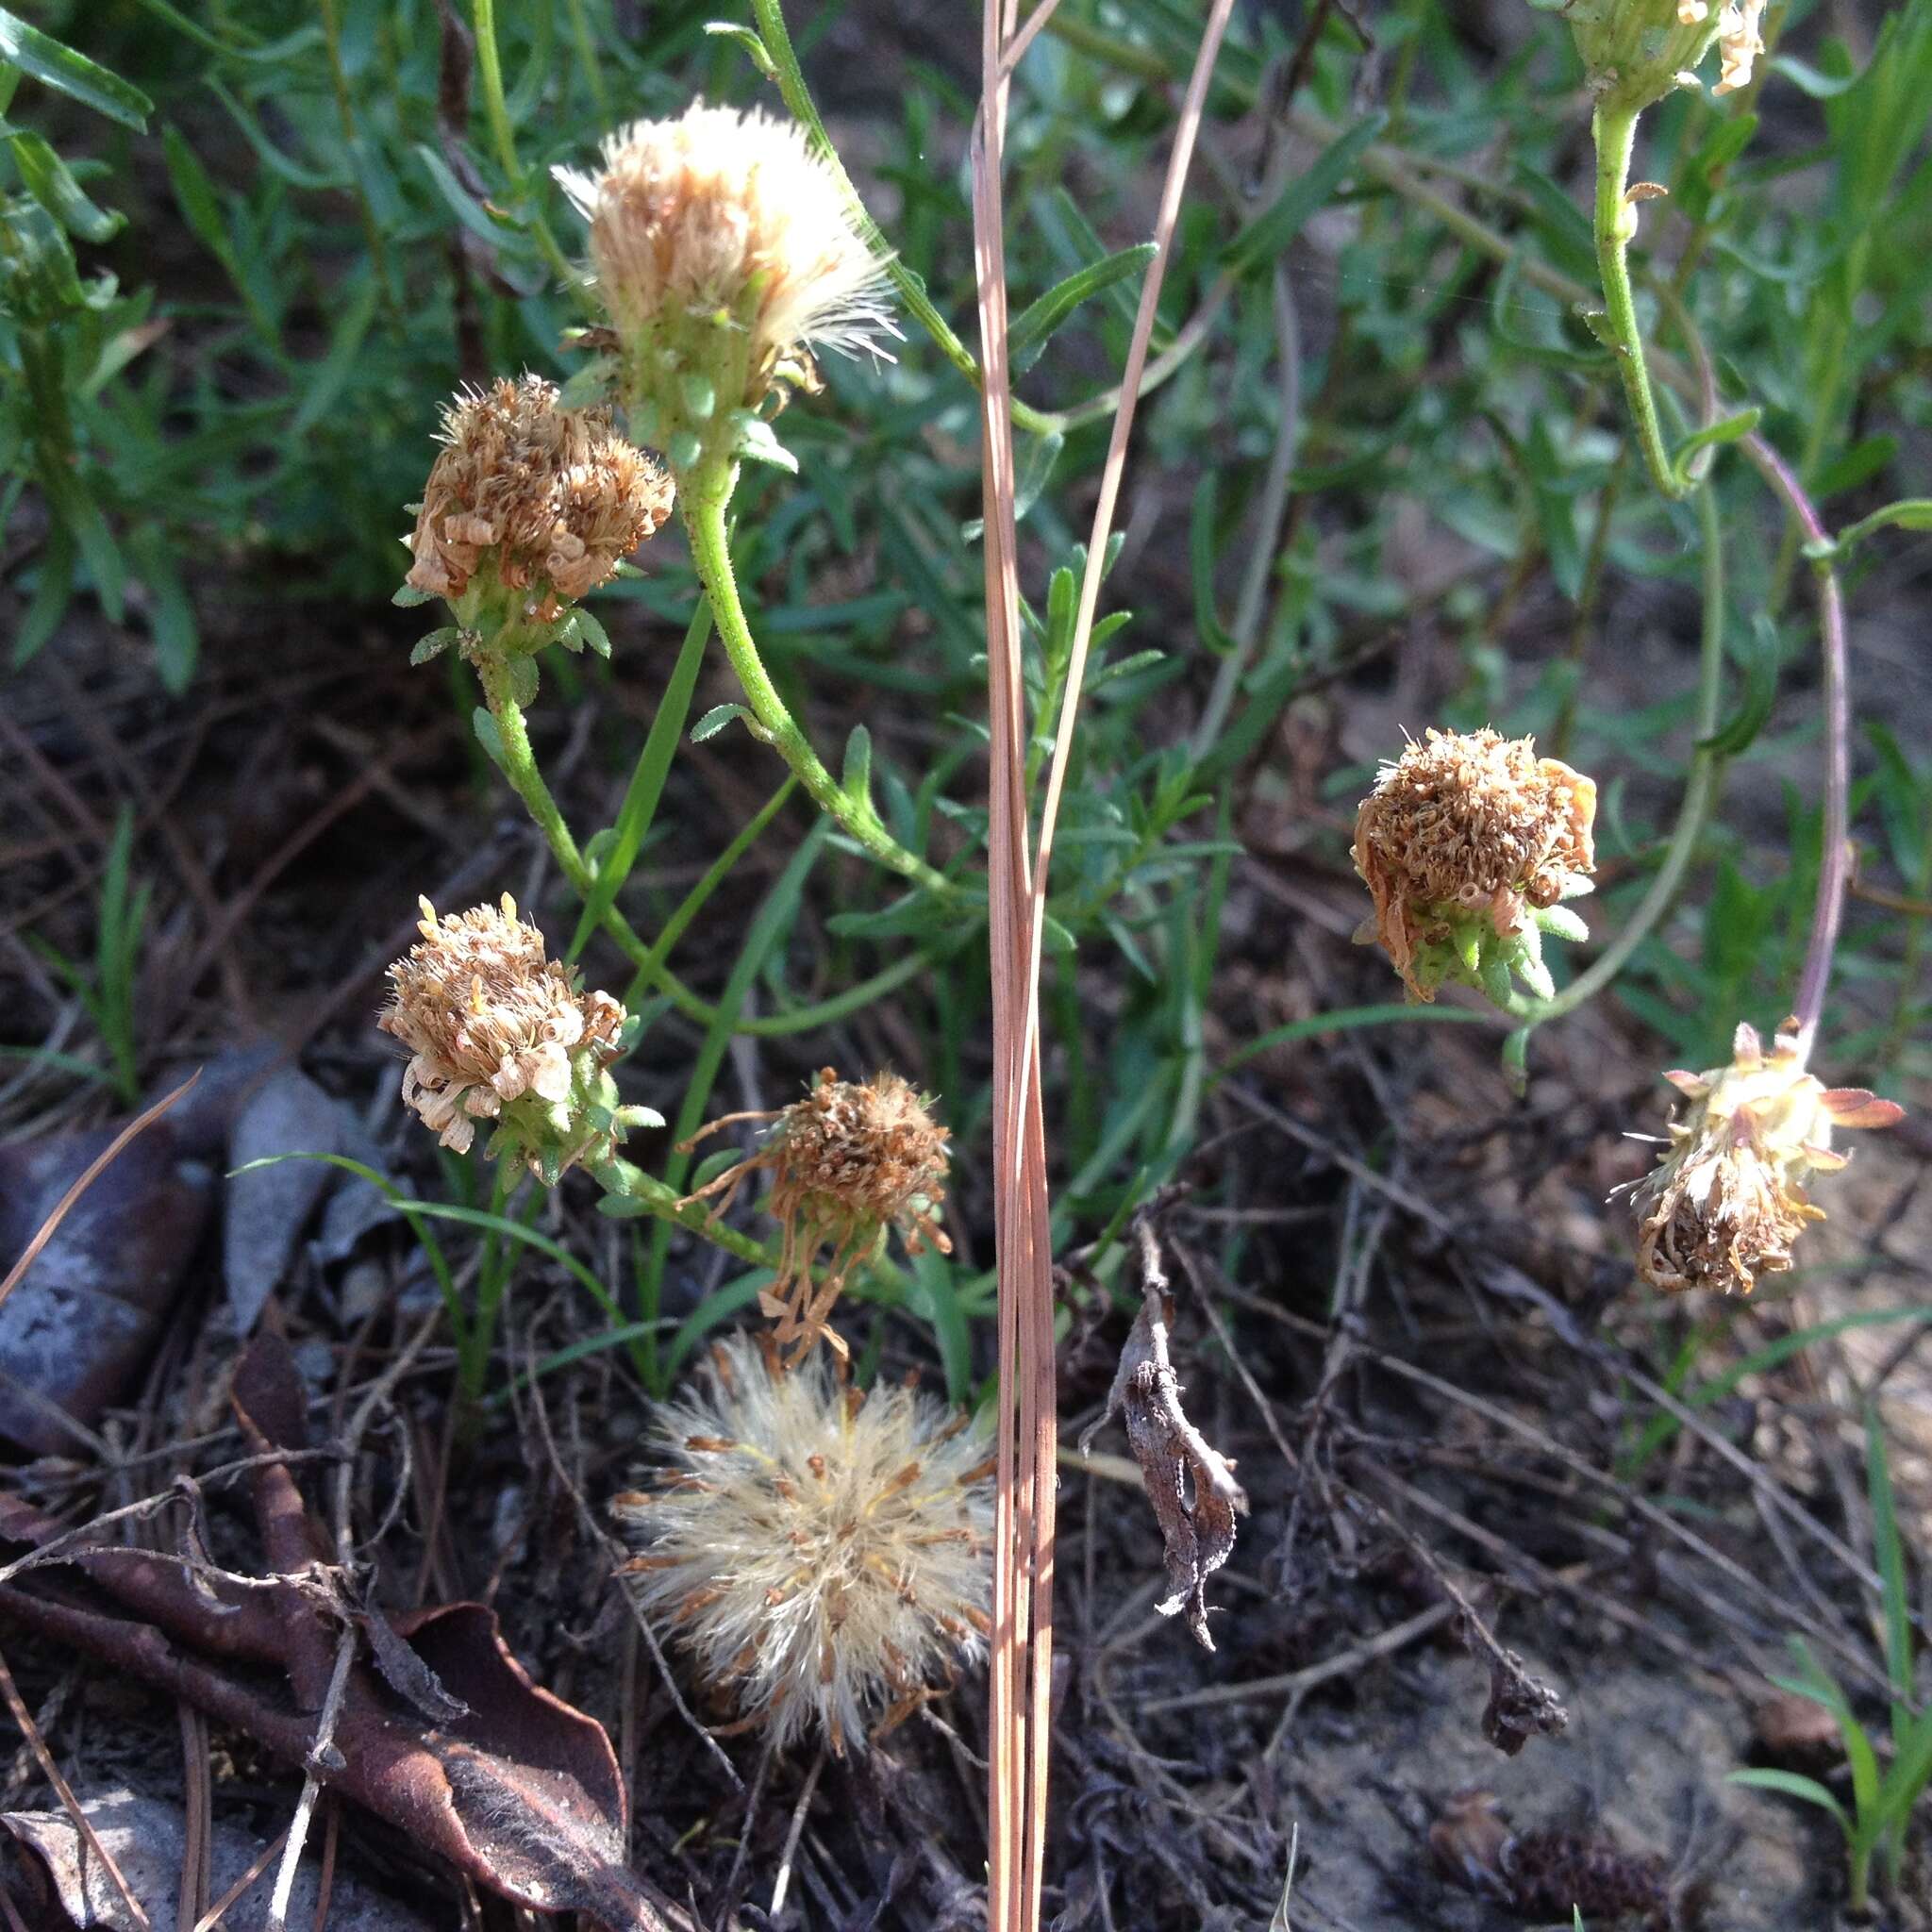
[1078,1222,1247,1649]
[0,1335,683,1930]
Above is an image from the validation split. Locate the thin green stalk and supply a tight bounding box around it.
[1591,103,1686,504]
[476,658,585,876]
[1514,483,1728,1025]
[317,0,394,308]
[747,0,1058,437]
[621,775,797,1010]
[561,0,608,120]
[683,465,955,896]
[469,0,577,284]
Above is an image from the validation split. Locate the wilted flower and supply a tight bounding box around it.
[405,375,673,625]
[1710,0,1766,93]
[556,103,896,463]
[680,1070,950,1364]
[613,1333,992,1754]
[379,893,654,1181]
[1352,727,1596,1005]
[1625,1020,1904,1295]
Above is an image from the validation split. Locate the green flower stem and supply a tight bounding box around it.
[682,462,957,897]
[1511,483,1728,1027]
[1592,102,1686,504]
[598,1159,777,1269]
[469,0,577,285]
[476,658,586,875]
[476,661,939,1039]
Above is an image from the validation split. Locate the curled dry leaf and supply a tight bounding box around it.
[1478,1641,1569,1757]
[1079,1249,1247,1650]
[0,1335,681,1930]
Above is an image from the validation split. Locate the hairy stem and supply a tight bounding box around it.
[682,464,956,896]
[1592,103,1686,504]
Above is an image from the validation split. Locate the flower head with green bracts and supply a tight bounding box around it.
[1546,0,1763,112]
[379,893,659,1183]
[1624,1020,1903,1296]
[405,375,673,640]
[1352,727,1597,1007]
[556,102,898,474]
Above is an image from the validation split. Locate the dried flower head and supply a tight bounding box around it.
[1352,726,1597,1004]
[1710,0,1766,92]
[556,103,896,458]
[1624,1020,1904,1296]
[379,893,649,1180]
[613,1334,992,1754]
[405,375,673,623]
[680,1070,950,1364]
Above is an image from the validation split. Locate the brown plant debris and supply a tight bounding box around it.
[678,1068,951,1363]
[1432,1789,1677,1929]
[1479,1642,1571,1757]
[1078,1220,1247,1649]
[0,1334,681,1930]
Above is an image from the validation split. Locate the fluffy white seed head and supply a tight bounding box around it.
[614,1336,992,1754]
[556,102,898,376]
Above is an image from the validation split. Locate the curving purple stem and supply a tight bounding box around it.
[1740,433,1848,1064]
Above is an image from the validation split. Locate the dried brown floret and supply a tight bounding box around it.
[678,1069,950,1364]
[1624,1020,1904,1296]
[1352,726,1596,1004]
[405,375,672,620]
[379,893,635,1177]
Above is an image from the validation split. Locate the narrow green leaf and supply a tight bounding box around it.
[1865,1412,1913,1714]
[1698,613,1779,756]
[128,524,197,693]
[8,130,123,242]
[1671,407,1763,490]
[702,20,777,78]
[1726,1769,1851,1836]
[691,702,754,743]
[0,9,151,127]
[473,706,506,768]
[1009,242,1156,374]
[1223,112,1387,279]
[566,601,712,958]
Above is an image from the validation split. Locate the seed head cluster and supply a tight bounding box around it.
[1353,727,1596,1001]
[682,1070,951,1363]
[405,375,673,618]
[613,1335,993,1755]
[556,103,896,404]
[379,894,625,1160]
[1626,1021,1903,1296]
